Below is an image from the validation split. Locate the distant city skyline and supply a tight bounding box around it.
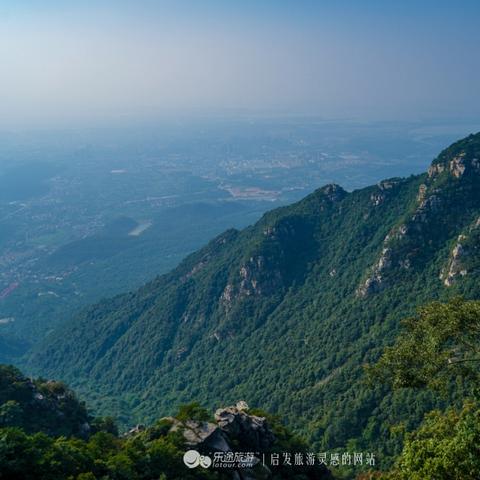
[1,0,479,128]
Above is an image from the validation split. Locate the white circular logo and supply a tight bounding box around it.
[200,455,212,468]
[183,450,200,468]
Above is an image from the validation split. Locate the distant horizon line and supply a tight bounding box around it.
[1,112,480,134]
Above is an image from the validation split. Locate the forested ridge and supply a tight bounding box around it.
[24,133,480,473]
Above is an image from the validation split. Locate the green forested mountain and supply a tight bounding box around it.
[0,365,93,438]
[28,133,480,469]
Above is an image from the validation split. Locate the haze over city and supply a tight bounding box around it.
[1,0,480,128]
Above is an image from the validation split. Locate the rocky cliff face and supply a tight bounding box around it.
[441,217,480,286]
[221,255,283,306]
[358,133,480,296]
[442,237,468,287]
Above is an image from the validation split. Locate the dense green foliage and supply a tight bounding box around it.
[0,365,92,437]
[368,298,480,479]
[27,133,480,471]
[382,402,480,480]
[368,298,480,391]
[0,368,330,479]
[0,425,217,480]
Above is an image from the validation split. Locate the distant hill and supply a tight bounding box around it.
[28,133,480,467]
[0,364,91,437]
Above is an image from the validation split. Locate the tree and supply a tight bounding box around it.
[175,402,212,422]
[381,401,480,480]
[0,400,23,427]
[368,299,480,479]
[366,298,480,392]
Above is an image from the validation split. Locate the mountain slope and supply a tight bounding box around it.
[28,133,480,465]
[0,364,91,437]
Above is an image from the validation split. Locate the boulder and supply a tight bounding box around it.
[169,418,231,452]
[215,402,275,450]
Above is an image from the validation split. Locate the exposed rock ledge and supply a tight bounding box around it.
[441,217,480,286]
[442,238,468,287]
[167,401,275,453]
[166,401,276,479]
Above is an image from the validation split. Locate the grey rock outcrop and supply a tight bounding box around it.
[215,402,275,451]
[159,401,281,479]
[441,217,480,286]
[442,239,467,287]
[321,183,346,202]
[165,401,275,454]
[170,418,231,451]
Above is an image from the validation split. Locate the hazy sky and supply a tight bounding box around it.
[0,0,479,127]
